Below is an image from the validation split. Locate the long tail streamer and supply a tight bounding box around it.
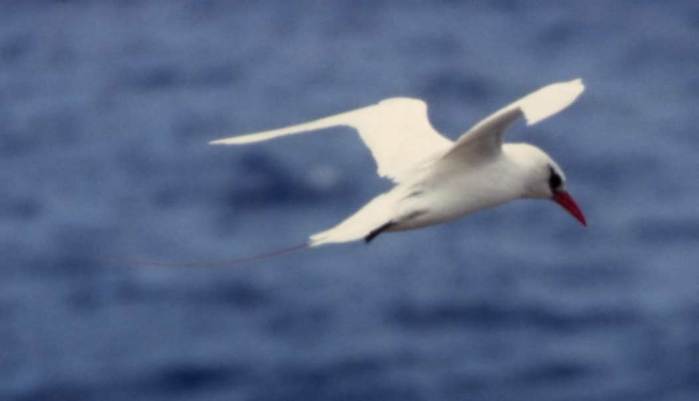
[104,242,310,268]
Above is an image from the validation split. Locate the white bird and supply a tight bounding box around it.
[211,79,586,248]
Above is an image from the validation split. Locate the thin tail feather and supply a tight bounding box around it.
[104,242,310,268]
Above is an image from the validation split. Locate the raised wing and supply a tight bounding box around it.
[442,78,585,164]
[210,98,453,182]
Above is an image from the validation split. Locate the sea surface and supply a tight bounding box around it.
[1,1,698,400]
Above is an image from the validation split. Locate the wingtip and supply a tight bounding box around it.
[521,78,586,126]
[568,77,585,93]
[558,78,585,99]
[208,137,243,145]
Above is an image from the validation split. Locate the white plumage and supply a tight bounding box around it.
[211,79,586,246]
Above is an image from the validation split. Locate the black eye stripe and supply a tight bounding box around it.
[548,166,563,190]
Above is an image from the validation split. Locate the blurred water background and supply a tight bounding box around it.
[1,1,698,400]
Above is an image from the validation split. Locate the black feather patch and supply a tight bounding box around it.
[548,166,563,191]
[365,222,394,243]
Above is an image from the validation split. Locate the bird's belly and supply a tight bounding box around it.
[392,197,480,231]
[390,175,514,231]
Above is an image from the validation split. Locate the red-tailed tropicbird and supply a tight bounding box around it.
[211,78,586,250]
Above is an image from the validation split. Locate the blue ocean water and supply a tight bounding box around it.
[1,1,698,400]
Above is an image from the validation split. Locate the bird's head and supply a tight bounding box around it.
[510,144,587,226]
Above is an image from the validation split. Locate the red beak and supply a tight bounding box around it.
[552,190,587,226]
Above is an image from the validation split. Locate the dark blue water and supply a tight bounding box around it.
[1,1,698,400]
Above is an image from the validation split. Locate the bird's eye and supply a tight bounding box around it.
[548,166,563,191]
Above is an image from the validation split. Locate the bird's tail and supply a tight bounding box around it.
[104,242,310,268]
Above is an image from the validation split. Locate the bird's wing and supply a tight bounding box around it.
[210,97,453,182]
[441,79,585,165]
